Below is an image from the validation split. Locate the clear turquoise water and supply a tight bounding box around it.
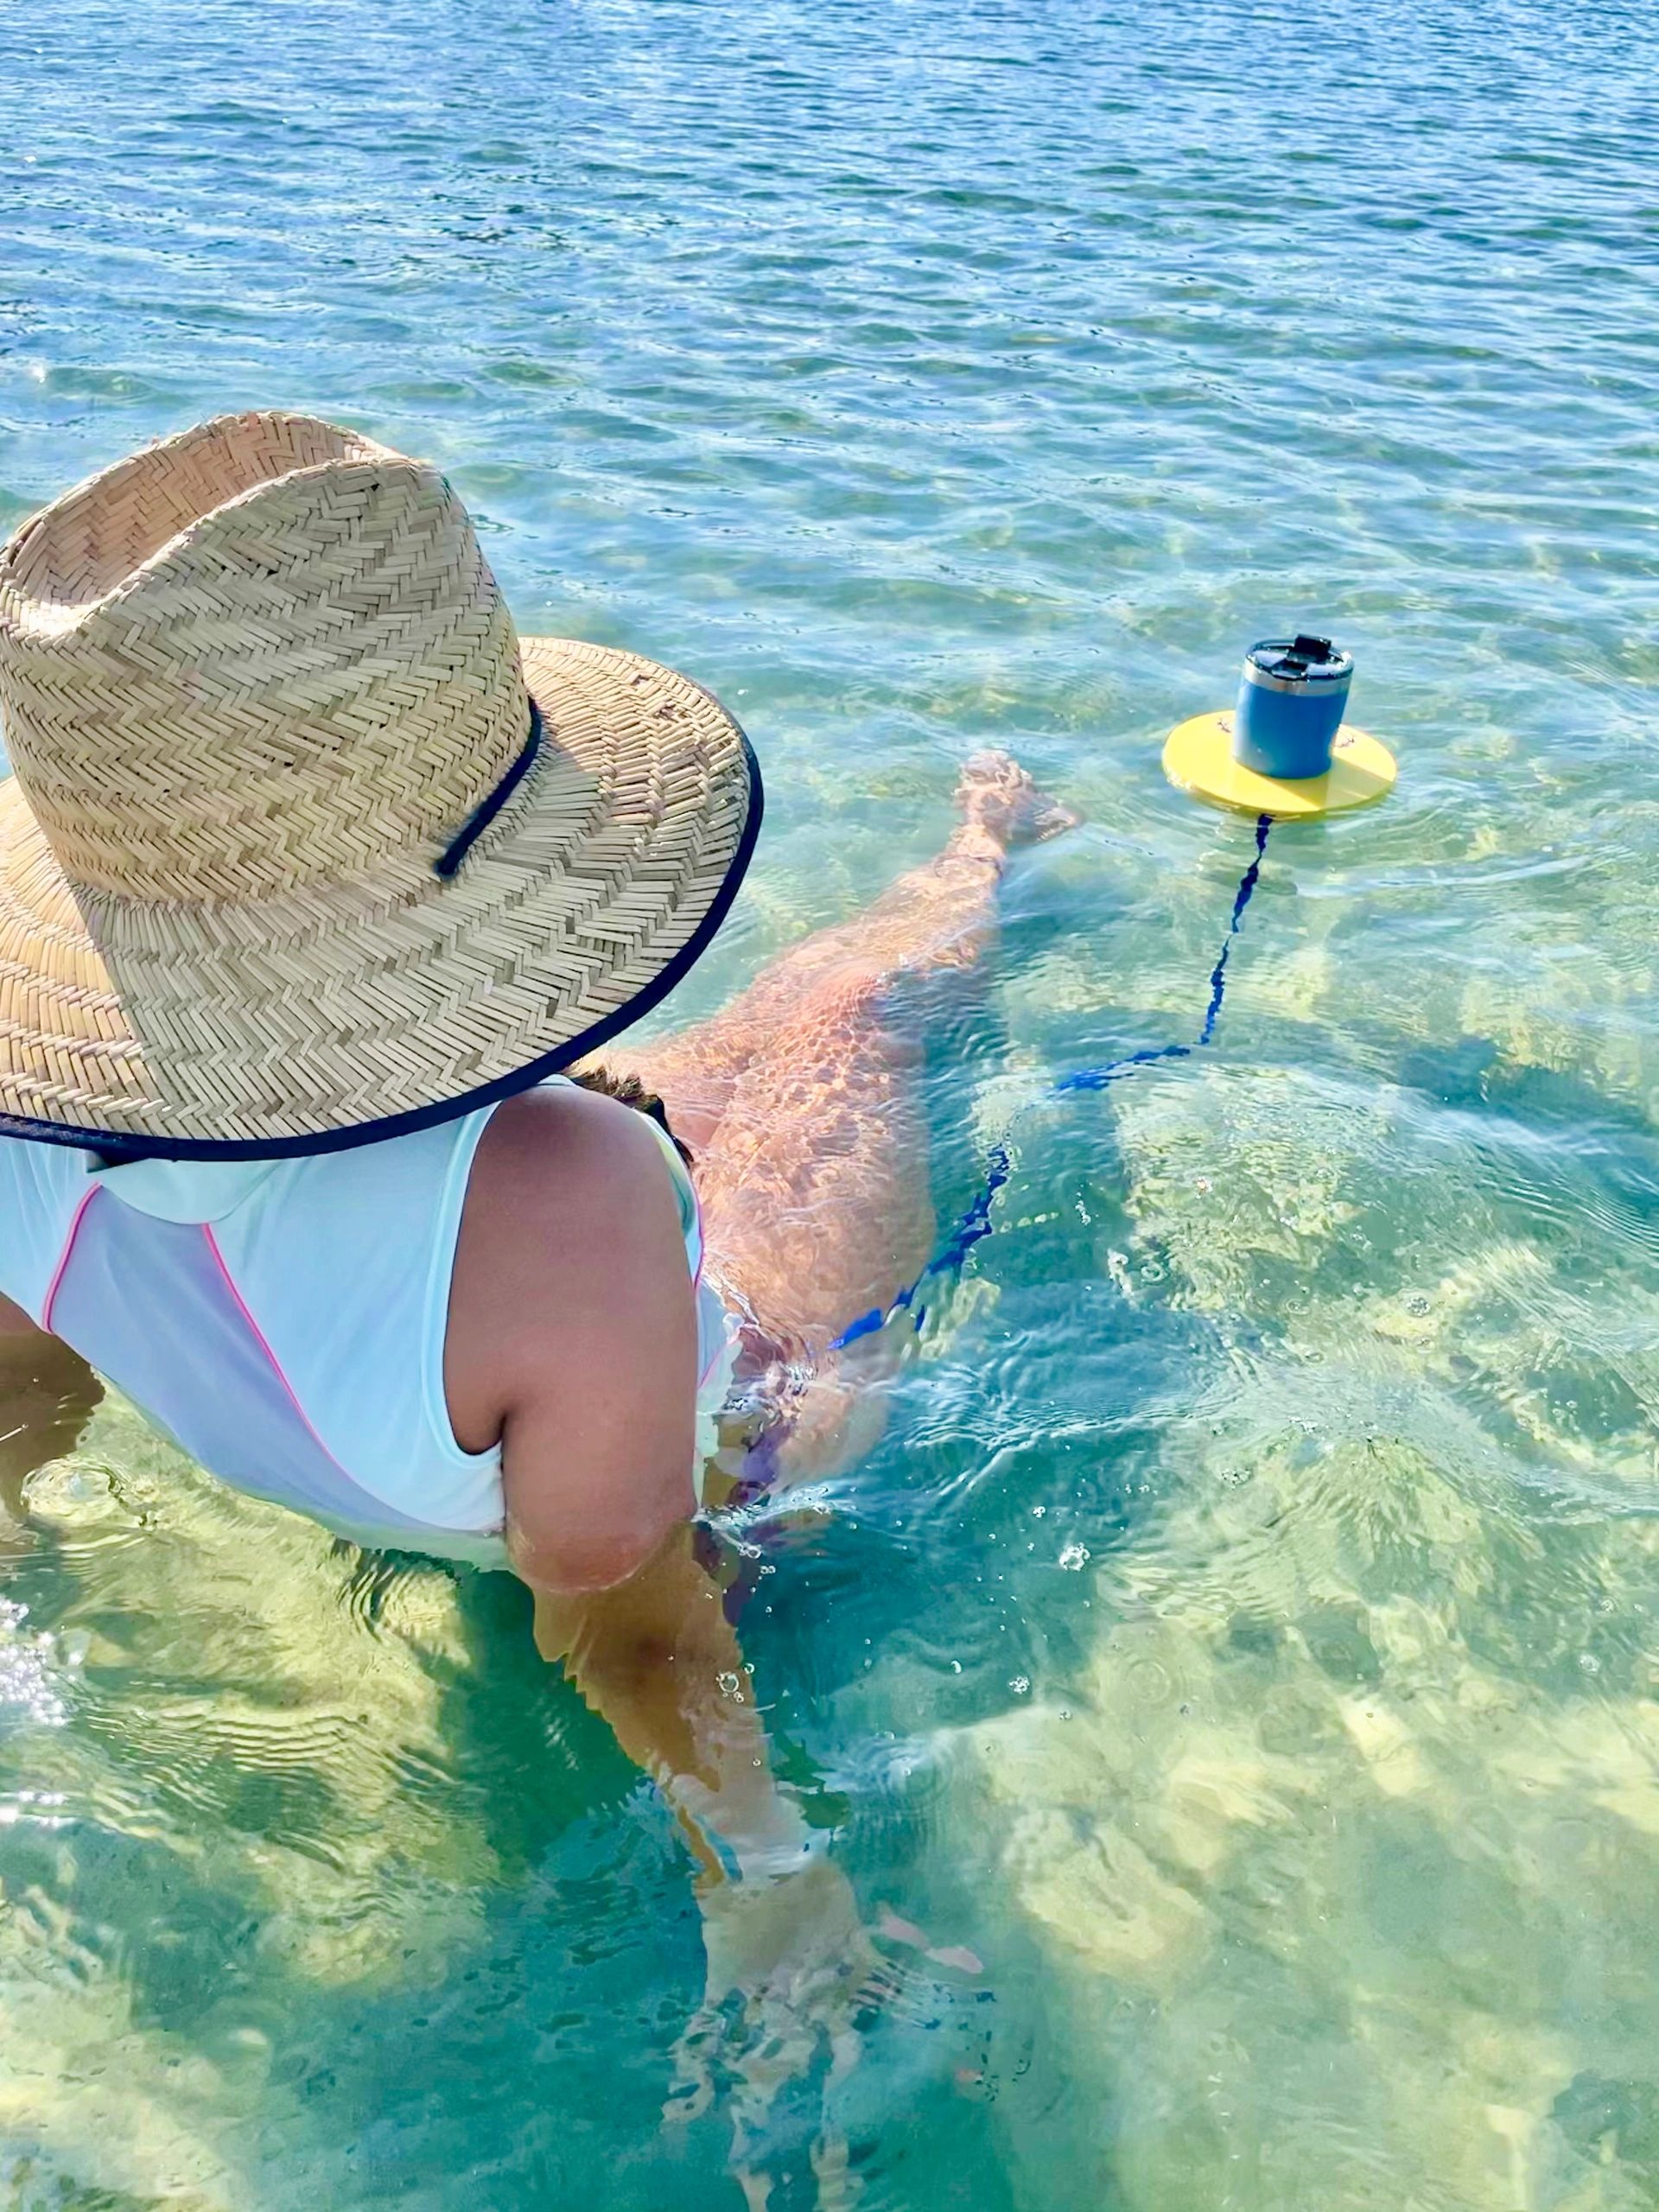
[3,0,1658,2203]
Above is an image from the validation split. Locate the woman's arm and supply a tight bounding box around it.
[458,1087,886,2163]
[0,1294,102,1536]
[453,1084,814,1877]
[532,1522,815,1882]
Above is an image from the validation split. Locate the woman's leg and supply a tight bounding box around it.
[603,753,1073,1477]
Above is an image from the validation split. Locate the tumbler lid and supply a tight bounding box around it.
[1244,635,1353,688]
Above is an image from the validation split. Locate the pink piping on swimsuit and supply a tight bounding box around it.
[39,1185,96,1336]
[42,1185,443,1534]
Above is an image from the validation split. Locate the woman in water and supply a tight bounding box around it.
[0,412,1068,2089]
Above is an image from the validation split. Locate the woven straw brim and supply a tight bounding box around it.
[0,635,759,1158]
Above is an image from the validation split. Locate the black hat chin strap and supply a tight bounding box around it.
[434,700,543,880]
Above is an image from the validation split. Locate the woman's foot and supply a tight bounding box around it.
[953,750,1079,858]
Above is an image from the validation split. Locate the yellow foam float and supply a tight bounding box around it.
[1162,710,1397,820]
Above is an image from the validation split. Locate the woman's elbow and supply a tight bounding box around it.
[506,1510,683,1599]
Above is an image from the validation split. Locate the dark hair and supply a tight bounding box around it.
[569,1065,693,1169]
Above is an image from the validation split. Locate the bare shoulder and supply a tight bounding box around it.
[471,1079,675,1224]
[451,1083,690,1408]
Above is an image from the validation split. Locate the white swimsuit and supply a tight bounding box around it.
[0,1079,737,1570]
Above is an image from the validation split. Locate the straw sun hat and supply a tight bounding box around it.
[0,410,760,1158]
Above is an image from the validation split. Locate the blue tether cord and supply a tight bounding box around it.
[830,812,1273,1351]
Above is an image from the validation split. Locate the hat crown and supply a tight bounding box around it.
[0,410,530,902]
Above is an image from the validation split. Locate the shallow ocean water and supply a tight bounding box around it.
[2,0,1657,2202]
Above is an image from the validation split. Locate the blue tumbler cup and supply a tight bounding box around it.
[1230,636,1353,780]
